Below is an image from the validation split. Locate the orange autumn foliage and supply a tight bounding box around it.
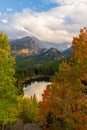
[72,27,87,63]
[39,27,87,130]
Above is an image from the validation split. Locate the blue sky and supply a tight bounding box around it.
[0,0,87,43]
[0,0,58,12]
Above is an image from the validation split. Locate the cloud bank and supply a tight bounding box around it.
[0,0,87,43]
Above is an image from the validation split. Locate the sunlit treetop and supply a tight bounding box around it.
[72,27,87,63]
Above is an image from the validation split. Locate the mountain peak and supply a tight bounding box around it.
[10,36,41,56]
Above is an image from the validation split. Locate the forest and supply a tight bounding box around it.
[0,27,87,130]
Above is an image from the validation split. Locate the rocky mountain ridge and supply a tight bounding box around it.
[9,36,68,67]
[10,36,71,56]
[10,36,40,56]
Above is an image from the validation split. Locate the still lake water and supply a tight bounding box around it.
[23,81,51,101]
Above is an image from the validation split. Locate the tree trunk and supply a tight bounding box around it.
[1,124,4,130]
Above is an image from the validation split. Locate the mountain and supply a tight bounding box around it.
[10,36,72,53]
[31,37,71,51]
[30,36,46,48]
[9,36,67,67]
[41,42,71,52]
[10,36,41,56]
[63,47,72,57]
[40,48,65,60]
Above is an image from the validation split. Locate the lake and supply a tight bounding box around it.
[23,80,51,101]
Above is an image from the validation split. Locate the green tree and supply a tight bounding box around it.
[0,33,18,129]
[18,96,39,123]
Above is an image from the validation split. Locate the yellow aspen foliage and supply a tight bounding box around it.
[0,32,18,128]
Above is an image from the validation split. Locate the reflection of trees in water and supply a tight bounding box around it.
[23,80,51,101]
[23,76,50,86]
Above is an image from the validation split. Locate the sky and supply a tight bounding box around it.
[0,0,87,43]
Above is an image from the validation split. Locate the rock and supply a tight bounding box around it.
[24,123,42,130]
[2,122,42,130]
[14,120,24,130]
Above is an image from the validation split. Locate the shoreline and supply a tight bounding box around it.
[22,75,51,85]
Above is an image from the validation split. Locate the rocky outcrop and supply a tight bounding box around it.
[3,120,42,130]
[24,123,42,130]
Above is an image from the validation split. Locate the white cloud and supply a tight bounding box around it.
[2,19,8,23]
[0,2,87,43]
[7,8,13,12]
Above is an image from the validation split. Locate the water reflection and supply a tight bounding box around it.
[23,81,51,101]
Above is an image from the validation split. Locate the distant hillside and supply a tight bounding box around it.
[40,48,65,60]
[63,47,72,57]
[16,47,67,67]
[42,42,71,52]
